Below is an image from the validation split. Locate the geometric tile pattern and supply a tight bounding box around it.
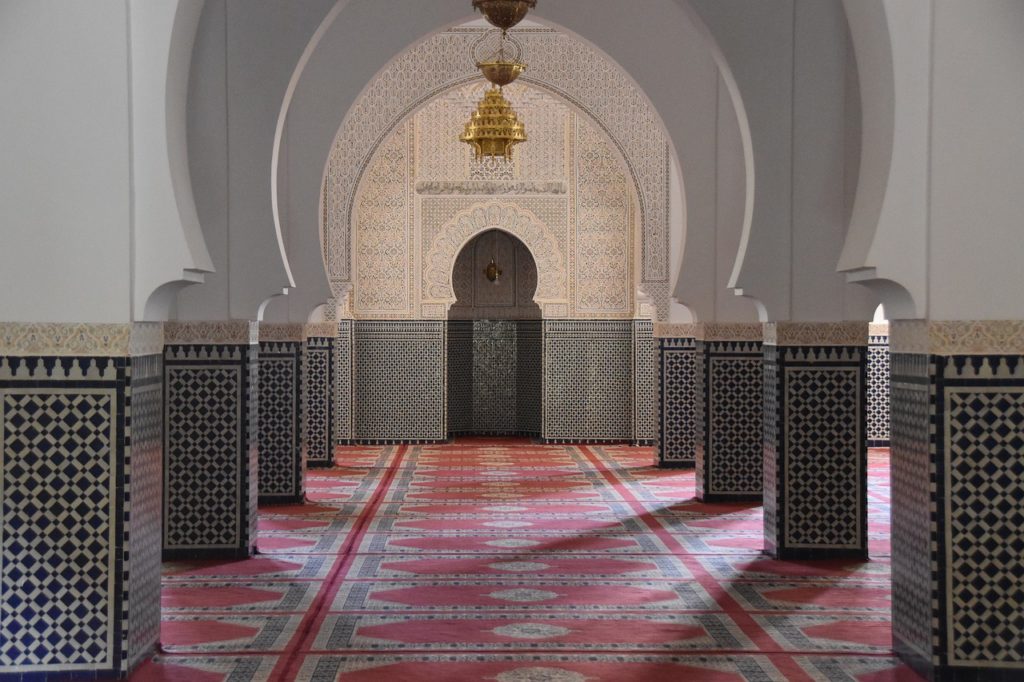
[633,320,655,444]
[657,337,697,466]
[763,346,866,560]
[888,352,937,671]
[543,321,633,442]
[868,334,890,445]
[164,344,257,559]
[943,371,1024,667]
[353,322,446,442]
[2,389,118,670]
[258,341,303,502]
[334,321,353,444]
[303,336,335,468]
[695,341,764,501]
[515,320,543,436]
[890,351,1024,678]
[446,321,473,435]
[0,354,166,676]
[447,320,543,437]
[125,354,164,670]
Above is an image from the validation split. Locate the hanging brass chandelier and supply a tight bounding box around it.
[460,2,537,161]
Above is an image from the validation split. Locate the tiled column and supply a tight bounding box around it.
[304,323,337,468]
[890,321,1024,681]
[868,322,891,447]
[633,320,656,445]
[163,322,258,560]
[257,324,304,504]
[655,323,698,467]
[0,323,163,677]
[762,322,868,561]
[694,323,765,502]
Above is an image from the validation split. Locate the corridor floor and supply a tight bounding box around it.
[132,440,922,681]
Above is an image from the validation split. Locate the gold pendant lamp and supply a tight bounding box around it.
[460,2,537,162]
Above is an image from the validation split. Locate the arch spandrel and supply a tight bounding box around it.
[422,202,568,319]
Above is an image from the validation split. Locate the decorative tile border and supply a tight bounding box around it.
[257,323,305,343]
[763,322,868,347]
[164,321,258,346]
[0,322,163,357]
[415,180,568,195]
[654,322,697,339]
[693,322,764,343]
[304,322,337,339]
[891,320,1024,356]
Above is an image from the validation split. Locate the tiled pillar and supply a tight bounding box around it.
[163,322,258,560]
[633,320,656,445]
[868,322,891,447]
[304,323,337,468]
[655,323,698,467]
[694,323,765,502]
[0,323,163,677]
[762,322,868,561]
[890,321,1024,681]
[257,324,304,504]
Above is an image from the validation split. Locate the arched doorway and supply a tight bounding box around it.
[447,229,542,436]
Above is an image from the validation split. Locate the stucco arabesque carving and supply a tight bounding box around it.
[422,202,568,313]
[323,27,671,317]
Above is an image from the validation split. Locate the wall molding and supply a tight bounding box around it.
[763,321,868,347]
[0,322,164,357]
[891,320,1024,355]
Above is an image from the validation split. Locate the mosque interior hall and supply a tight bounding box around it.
[0,1,1022,681]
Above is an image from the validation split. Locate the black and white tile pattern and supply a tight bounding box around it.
[258,341,303,502]
[304,335,335,468]
[868,333,891,446]
[763,345,867,560]
[657,336,697,467]
[164,343,257,559]
[695,341,764,502]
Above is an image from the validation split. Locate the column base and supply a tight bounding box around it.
[766,547,869,561]
[258,493,305,505]
[162,547,255,562]
[658,459,695,469]
[699,493,763,504]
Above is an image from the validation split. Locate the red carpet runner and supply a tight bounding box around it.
[131,441,921,681]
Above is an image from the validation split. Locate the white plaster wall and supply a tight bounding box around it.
[0,1,132,322]
[927,0,1024,320]
[179,0,335,322]
[131,0,213,321]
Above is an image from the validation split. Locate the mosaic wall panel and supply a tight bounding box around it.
[633,321,655,444]
[447,319,543,437]
[868,333,891,445]
[164,344,257,559]
[447,321,474,435]
[0,355,161,676]
[304,336,335,467]
[657,337,697,466]
[695,341,764,501]
[124,354,163,669]
[258,341,303,502]
[334,321,353,444]
[353,322,445,442]
[516,320,544,435]
[889,352,937,670]
[543,321,632,442]
[763,346,867,560]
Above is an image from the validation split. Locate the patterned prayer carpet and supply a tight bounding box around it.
[130,440,922,681]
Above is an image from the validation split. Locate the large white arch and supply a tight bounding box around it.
[266,0,748,324]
